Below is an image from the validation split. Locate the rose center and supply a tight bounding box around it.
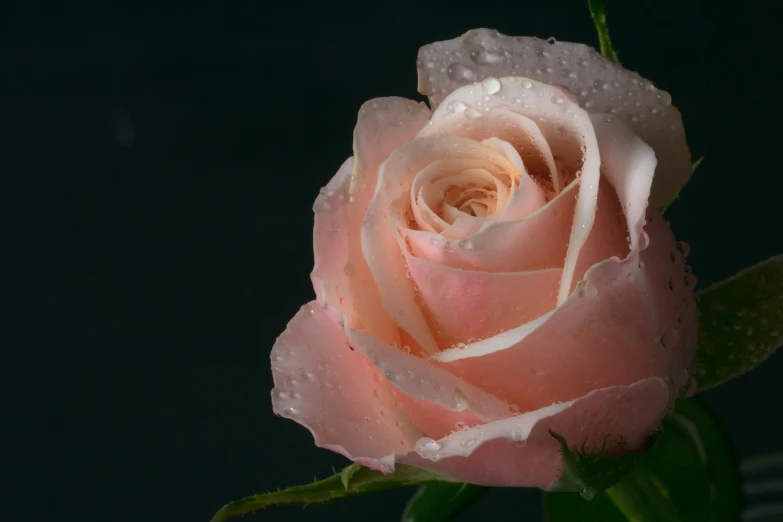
[444,184,499,218]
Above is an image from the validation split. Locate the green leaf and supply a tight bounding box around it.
[545,397,743,522]
[548,430,644,493]
[401,482,488,522]
[587,0,620,64]
[660,157,704,215]
[211,464,456,522]
[692,253,783,391]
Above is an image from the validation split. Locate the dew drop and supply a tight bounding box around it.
[660,329,679,349]
[447,100,467,114]
[586,286,598,298]
[459,239,474,249]
[447,62,474,81]
[481,77,501,95]
[675,241,690,257]
[656,89,672,107]
[521,78,533,89]
[461,438,477,448]
[464,108,482,120]
[580,487,597,501]
[343,263,357,276]
[415,437,442,459]
[471,49,503,65]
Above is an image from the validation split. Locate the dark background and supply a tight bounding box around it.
[3,0,782,521]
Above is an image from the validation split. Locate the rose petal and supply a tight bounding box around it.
[404,251,561,346]
[417,28,691,208]
[416,78,601,304]
[398,377,669,487]
[363,135,523,354]
[568,177,630,291]
[312,98,430,345]
[430,207,696,412]
[403,179,578,271]
[271,303,424,472]
[346,327,511,439]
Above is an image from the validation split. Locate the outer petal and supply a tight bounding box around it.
[271,303,424,472]
[346,327,512,440]
[417,28,691,208]
[312,98,431,345]
[399,378,669,487]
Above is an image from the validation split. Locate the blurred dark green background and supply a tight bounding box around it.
[3,0,781,521]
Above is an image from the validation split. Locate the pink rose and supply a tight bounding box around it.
[270,29,698,488]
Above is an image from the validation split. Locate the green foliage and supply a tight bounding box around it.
[210,464,455,522]
[588,0,620,63]
[402,482,488,522]
[545,397,743,521]
[692,254,783,390]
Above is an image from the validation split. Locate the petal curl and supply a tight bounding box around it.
[362,135,522,354]
[415,77,601,304]
[417,28,691,208]
[398,377,669,487]
[271,303,424,472]
[402,180,578,272]
[347,327,512,440]
[430,142,696,410]
[312,98,430,345]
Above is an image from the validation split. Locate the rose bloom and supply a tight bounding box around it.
[270,29,698,488]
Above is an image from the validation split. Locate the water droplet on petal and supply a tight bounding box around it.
[481,77,501,95]
[415,437,442,459]
[447,62,474,81]
[471,49,503,65]
[547,36,557,44]
[656,90,672,107]
[464,108,482,120]
[521,78,533,89]
[461,438,477,448]
[660,329,679,349]
[447,100,467,114]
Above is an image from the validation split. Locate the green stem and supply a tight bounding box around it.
[588,0,621,64]
[605,467,683,522]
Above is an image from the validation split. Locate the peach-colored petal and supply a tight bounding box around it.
[398,377,669,487]
[416,77,601,303]
[404,251,561,347]
[363,135,523,354]
[417,28,692,208]
[568,177,630,292]
[271,303,424,472]
[346,327,511,440]
[430,210,696,413]
[312,97,430,345]
[403,179,578,271]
